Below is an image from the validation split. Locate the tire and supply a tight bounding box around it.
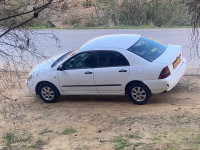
[38,82,60,103]
[127,83,151,105]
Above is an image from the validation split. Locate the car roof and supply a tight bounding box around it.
[78,34,141,52]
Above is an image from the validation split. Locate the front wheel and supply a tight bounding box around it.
[127,83,151,105]
[38,82,60,103]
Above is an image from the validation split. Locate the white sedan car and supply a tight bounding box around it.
[26,34,186,105]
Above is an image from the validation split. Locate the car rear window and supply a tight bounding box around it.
[127,36,167,62]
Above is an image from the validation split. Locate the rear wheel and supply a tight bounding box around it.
[38,82,60,103]
[127,83,151,105]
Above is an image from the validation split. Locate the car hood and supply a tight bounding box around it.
[30,53,65,74]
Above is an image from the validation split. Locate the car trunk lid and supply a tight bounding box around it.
[153,44,183,74]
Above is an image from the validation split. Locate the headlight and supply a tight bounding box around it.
[27,74,33,81]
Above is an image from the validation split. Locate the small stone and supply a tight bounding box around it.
[100,139,108,143]
[155,123,161,127]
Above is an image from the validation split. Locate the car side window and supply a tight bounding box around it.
[97,51,129,68]
[63,52,97,70]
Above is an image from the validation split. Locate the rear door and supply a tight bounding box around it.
[94,51,130,93]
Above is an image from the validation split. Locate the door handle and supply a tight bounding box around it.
[85,71,92,74]
[119,69,127,72]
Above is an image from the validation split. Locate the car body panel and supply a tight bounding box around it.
[143,58,186,94]
[94,66,130,93]
[153,44,181,65]
[78,34,141,52]
[57,68,98,94]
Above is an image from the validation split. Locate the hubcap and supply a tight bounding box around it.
[131,87,146,102]
[41,86,54,101]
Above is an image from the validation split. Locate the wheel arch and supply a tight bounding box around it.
[35,81,60,95]
[125,80,151,95]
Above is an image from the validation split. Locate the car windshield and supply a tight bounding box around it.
[51,51,72,68]
[51,47,81,68]
[127,36,167,62]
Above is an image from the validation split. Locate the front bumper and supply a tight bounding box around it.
[26,79,36,95]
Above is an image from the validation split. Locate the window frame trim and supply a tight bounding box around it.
[59,50,130,71]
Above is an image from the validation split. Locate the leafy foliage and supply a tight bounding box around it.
[96,0,190,26]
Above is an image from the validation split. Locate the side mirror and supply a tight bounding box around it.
[57,65,64,71]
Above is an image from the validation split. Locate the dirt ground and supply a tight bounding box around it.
[0,75,200,150]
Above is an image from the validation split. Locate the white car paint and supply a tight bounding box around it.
[26,34,186,104]
[94,66,130,93]
[79,34,141,51]
[58,68,97,94]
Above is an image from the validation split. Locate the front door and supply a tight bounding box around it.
[57,52,98,94]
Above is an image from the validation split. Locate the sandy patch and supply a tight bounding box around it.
[1,75,200,150]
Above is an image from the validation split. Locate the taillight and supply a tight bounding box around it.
[158,66,171,79]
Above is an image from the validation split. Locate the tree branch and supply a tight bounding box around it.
[0,0,53,22]
[0,0,53,39]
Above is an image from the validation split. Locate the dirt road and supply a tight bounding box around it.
[0,75,200,150]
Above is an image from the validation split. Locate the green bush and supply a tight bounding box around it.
[96,0,190,27]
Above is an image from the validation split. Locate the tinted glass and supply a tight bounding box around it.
[63,52,96,70]
[127,37,167,62]
[97,51,129,67]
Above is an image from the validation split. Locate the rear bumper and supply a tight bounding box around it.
[143,58,186,94]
